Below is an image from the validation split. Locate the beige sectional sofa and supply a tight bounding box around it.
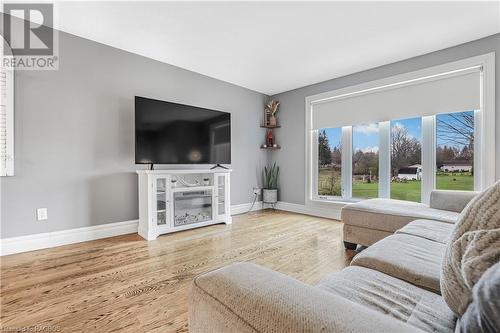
[342,190,478,248]
[188,182,500,332]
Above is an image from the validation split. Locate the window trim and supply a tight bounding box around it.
[305,53,495,209]
[1,38,14,177]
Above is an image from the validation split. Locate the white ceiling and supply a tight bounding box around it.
[29,2,500,94]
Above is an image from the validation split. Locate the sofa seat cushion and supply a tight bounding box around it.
[342,198,459,233]
[351,234,445,293]
[189,262,423,333]
[317,266,456,333]
[396,219,455,244]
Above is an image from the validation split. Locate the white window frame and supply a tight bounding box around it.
[1,38,14,177]
[305,53,495,210]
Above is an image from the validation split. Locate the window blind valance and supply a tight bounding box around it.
[311,69,480,129]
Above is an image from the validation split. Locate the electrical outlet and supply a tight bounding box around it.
[253,187,261,195]
[37,208,48,221]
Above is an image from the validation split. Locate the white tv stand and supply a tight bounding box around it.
[136,169,232,240]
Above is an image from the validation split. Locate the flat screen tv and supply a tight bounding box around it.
[135,96,231,165]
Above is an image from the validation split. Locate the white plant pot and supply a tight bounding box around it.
[263,189,278,204]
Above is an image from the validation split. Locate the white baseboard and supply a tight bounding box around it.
[1,201,262,256]
[0,220,139,256]
[230,201,263,215]
[274,201,342,220]
[1,200,339,256]
[232,199,342,220]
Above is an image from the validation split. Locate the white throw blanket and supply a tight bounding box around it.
[440,180,500,316]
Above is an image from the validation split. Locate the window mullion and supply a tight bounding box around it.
[341,126,352,199]
[473,109,481,191]
[421,116,436,204]
[378,121,390,198]
[311,130,319,200]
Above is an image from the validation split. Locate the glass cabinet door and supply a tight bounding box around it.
[217,174,227,217]
[156,178,167,226]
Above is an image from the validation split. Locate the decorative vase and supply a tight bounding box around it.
[263,189,278,204]
[269,115,277,127]
[266,130,274,146]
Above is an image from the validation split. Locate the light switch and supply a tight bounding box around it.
[37,208,48,221]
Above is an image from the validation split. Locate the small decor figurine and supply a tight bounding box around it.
[266,130,274,146]
[265,100,280,126]
[203,177,210,186]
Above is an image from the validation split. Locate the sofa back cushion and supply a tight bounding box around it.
[429,190,479,213]
[440,180,500,316]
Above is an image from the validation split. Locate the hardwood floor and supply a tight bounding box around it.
[1,210,354,333]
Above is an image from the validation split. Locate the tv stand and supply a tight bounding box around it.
[210,164,229,170]
[136,169,232,240]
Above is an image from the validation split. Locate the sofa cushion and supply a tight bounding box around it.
[351,234,445,293]
[429,190,479,213]
[317,266,456,333]
[396,219,454,244]
[441,180,500,316]
[344,224,393,246]
[342,198,459,234]
[189,262,423,333]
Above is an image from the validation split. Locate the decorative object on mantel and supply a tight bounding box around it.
[265,100,280,127]
[261,100,281,149]
[262,162,279,206]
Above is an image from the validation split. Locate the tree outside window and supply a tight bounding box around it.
[317,128,342,197]
[436,111,474,191]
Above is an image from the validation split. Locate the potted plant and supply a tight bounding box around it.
[262,162,279,204]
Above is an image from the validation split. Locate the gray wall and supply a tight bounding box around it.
[1,30,268,238]
[270,33,500,205]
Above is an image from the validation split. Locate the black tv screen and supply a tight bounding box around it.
[135,97,231,164]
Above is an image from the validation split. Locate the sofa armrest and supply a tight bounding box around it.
[188,262,423,333]
[429,190,478,213]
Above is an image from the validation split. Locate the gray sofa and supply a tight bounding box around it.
[188,183,500,332]
[342,190,478,248]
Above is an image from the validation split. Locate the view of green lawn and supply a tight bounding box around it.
[319,169,473,202]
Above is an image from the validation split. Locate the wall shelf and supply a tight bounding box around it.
[261,118,281,149]
[261,145,281,150]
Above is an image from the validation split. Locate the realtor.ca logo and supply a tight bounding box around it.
[2,3,59,70]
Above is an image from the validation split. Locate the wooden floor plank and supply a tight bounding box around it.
[1,210,354,332]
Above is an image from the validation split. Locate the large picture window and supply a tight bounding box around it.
[311,110,479,204]
[307,55,494,208]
